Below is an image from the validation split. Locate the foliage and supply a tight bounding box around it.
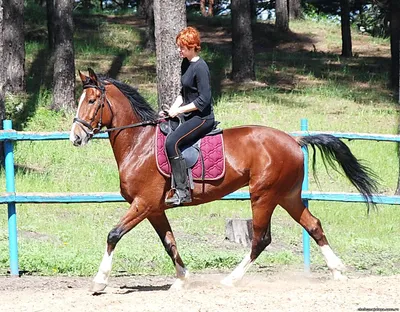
[353,4,390,38]
[304,1,391,38]
[25,0,47,29]
[303,5,339,24]
[4,93,28,122]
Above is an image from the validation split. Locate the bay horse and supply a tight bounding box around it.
[70,68,378,292]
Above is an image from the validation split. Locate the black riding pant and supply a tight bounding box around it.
[165,116,215,158]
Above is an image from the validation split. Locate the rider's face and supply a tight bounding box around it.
[178,45,195,59]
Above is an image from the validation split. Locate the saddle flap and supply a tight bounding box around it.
[182,145,199,168]
[159,121,170,135]
[155,125,225,181]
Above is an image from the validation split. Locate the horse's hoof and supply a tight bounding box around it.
[91,282,107,293]
[169,278,185,291]
[332,271,348,281]
[220,277,235,287]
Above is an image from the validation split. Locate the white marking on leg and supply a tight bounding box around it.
[170,262,190,290]
[93,247,114,287]
[221,252,253,287]
[320,245,347,280]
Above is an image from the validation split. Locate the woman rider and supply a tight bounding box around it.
[163,26,215,206]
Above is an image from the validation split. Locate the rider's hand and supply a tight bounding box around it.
[167,106,181,118]
[158,110,168,117]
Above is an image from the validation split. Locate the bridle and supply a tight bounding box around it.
[73,83,109,137]
[73,82,166,136]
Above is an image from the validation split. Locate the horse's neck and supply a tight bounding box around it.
[106,95,154,165]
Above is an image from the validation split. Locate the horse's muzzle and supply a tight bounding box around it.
[71,134,82,146]
[70,123,91,147]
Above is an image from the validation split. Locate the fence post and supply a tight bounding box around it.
[301,118,311,272]
[4,120,19,276]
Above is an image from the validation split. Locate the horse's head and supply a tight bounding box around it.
[70,68,112,147]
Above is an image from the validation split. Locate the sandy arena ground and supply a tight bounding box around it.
[0,271,399,312]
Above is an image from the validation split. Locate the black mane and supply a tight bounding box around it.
[99,75,157,122]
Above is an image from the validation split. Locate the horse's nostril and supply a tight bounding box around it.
[74,135,82,146]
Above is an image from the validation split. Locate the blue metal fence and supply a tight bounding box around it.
[2,119,400,277]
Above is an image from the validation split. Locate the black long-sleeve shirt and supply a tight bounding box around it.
[180,57,214,120]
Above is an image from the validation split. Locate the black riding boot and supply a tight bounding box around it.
[165,155,192,206]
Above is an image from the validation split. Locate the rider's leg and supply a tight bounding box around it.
[165,116,214,206]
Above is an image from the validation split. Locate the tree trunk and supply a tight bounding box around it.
[46,0,55,50]
[398,35,400,194]
[209,0,214,16]
[153,0,186,109]
[200,0,207,16]
[391,0,400,94]
[137,0,146,17]
[3,0,25,94]
[0,0,4,165]
[231,0,255,82]
[392,0,400,194]
[250,0,257,25]
[289,0,302,19]
[0,0,5,126]
[144,0,155,51]
[275,0,289,32]
[51,0,75,111]
[200,0,214,17]
[340,0,352,57]
[225,218,253,247]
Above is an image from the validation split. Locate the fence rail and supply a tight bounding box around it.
[1,191,400,204]
[2,119,400,277]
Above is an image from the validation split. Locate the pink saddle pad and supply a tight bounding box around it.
[155,125,225,181]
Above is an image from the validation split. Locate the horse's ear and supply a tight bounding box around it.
[78,70,89,85]
[88,68,100,87]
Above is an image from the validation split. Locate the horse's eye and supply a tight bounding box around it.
[88,99,96,104]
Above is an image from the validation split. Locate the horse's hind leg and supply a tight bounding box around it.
[280,194,347,280]
[221,197,274,286]
[148,212,189,290]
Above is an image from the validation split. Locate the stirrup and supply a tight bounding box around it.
[165,188,192,206]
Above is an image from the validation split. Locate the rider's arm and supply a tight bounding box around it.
[168,102,197,117]
[191,62,211,112]
[170,94,183,110]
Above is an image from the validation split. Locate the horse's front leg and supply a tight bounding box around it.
[147,212,190,290]
[91,199,151,292]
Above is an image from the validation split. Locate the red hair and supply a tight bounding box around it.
[176,26,201,52]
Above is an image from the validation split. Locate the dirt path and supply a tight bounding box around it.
[0,271,398,312]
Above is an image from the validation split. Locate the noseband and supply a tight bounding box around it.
[73,84,109,136]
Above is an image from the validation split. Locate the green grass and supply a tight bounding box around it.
[1,13,399,278]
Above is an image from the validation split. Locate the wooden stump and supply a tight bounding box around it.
[225,218,253,247]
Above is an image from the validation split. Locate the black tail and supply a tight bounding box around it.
[297,134,379,209]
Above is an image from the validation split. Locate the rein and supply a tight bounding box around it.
[98,118,165,134]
